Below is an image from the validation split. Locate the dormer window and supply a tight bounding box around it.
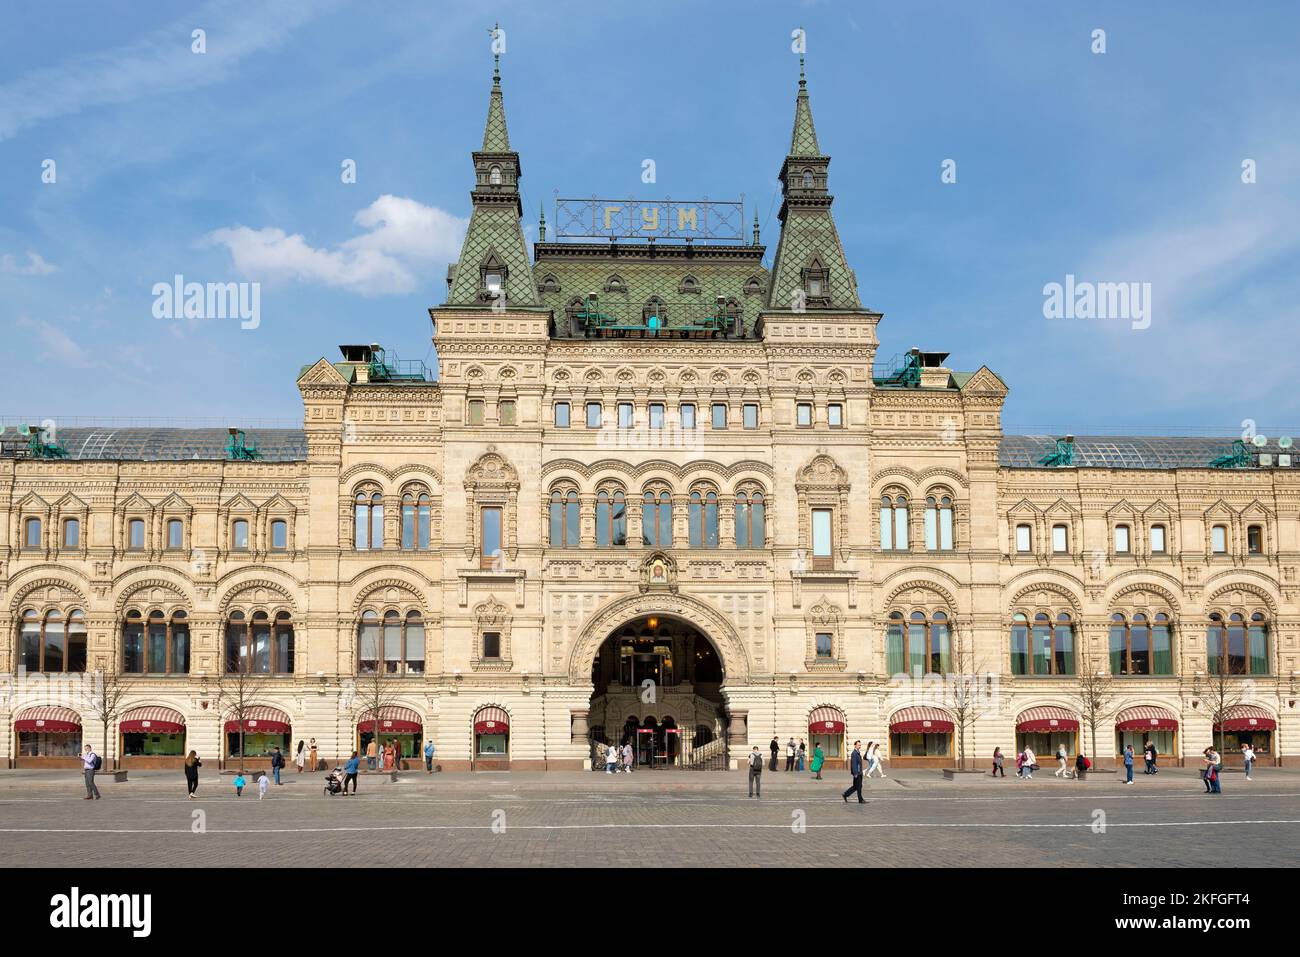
[801,257,829,306]
[488,165,502,185]
[801,169,814,188]
[808,277,823,297]
[484,270,503,294]
[604,275,626,293]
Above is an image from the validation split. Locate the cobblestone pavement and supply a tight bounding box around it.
[1,768,1296,867]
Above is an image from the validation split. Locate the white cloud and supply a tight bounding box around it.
[0,0,332,141]
[16,317,94,367]
[1,251,58,275]
[204,195,467,295]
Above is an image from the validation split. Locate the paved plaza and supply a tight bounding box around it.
[1,766,1296,867]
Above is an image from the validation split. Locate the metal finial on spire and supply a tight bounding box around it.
[539,201,547,242]
[799,54,806,90]
[490,22,501,83]
[752,210,760,246]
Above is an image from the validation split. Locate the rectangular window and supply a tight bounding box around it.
[480,507,503,569]
[23,517,41,548]
[467,399,485,426]
[1052,524,1068,553]
[1211,525,1227,553]
[499,400,516,426]
[167,519,184,549]
[796,403,812,427]
[62,518,80,548]
[483,632,502,659]
[1247,525,1263,554]
[649,403,664,429]
[1114,525,1130,554]
[815,633,833,658]
[270,520,287,551]
[828,403,843,428]
[554,402,570,428]
[232,520,249,551]
[1015,524,1031,553]
[812,509,833,566]
[711,403,727,429]
[586,402,603,429]
[618,402,634,429]
[128,518,145,550]
[680,404,696,429]
[1150,524,1166,553]
[743,403,759,430]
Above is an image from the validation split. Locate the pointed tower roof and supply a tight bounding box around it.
[766,63,862,312]
[789,56,821,157]
[444,59,539,307]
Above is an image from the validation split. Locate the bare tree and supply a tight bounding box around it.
[82,669,134,770]
[1070,646,1120,766]
[941,629,995,771]
[213,670,270,775]
[350,667,407,771]
[1192,667,1249,760]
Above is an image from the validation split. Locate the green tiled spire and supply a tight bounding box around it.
[767,63,861,311]
[445,61,539,307]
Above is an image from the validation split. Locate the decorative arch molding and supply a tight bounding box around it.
[1101,569,1187,610]
[1003,567,1087,598]
[1007,579,1085,613]
[872,465,969,491]
[796,453,848,487]
[539,457,775,487]
[351,575,432,614]
[1204,578,1280,615]
[215,572,300,614]
[1107,580,1183,614]
[392,464,443,488]
[339,462,397,486]
[568,591,752,686]
[113,574,197,615]
[879,569,963,612]
[8,571,91,613]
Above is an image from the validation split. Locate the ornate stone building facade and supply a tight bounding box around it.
[2,65,1297,771]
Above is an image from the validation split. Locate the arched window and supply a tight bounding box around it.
[642,489,672,547]
[801,168,814,188]
[886,610,951,675]
[688,489,719,548]
[19,607,88,673]
[1110,612,1173,675]
[880,494,909,550]
[354,487,383,550]
[225,609,294,674]
[488,165,502,185]
[596,489,627,547]
[924,494,954,550]
[549,489,580,546]
[642,297,666,329]
[735,490,766,548]
[1207,611,1269,676]
[1011,611,1075,675]
[360,609,425,675]
[123,609,190,674]
[401,490,432,549]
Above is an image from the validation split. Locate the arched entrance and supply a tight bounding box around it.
[586,614,729,769]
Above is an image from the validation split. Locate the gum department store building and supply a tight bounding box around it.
[3,64,1297,771]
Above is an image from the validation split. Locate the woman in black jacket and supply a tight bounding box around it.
[184,750,202,798]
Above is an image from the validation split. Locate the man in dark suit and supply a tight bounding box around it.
[842,741,865,804]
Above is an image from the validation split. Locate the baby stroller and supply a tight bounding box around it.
[323,767,346,796]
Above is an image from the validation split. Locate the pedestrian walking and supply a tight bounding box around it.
[1075,750,1090,780]
[81,744,102,800]
[842,741,865,803]
[233,773,246,797]
[1055,743,1072,778]
[1206,747,1223,794]
[1123,744,1135,784]
[992,747,1005,777]
[382,739,396,772]
[621,741,633,773]
[308,737,319,772]
[270,747,284,785]
[423,738,436,773]
[747,745,764,797]
[1143,740,1158,774]
[1020,746,1036,779]
[366,737,378,771]
[810,743,825,780]
[343,750,360,795]
[785,737,796,771]
[606,743,618,774]
[184,750,202,798]
[294,739,306,774]
[257,772,270,800]
[797,740,806,772]
[769,736,780,772]
[866,741,886,778]
[1241,743,1256,780]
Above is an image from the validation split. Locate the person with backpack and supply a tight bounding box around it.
[1055,742,1072,778]
[81,744,102,800]
[747,746,764,798]
[1143,740,1158,774]
[1075,750,1090,780]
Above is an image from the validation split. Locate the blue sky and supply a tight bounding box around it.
[3,0,1299,434]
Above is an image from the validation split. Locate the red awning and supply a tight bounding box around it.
[120,706,186,734]
[14,706,81,733]
[808,705,846,734]
[1116,705,1179,731]
[890,706,954,734]
[224,705,291,734]
[358,706,422,734]
[1215,705,1276,733]
[474,706,509,735]
[1016,706,1080,733]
